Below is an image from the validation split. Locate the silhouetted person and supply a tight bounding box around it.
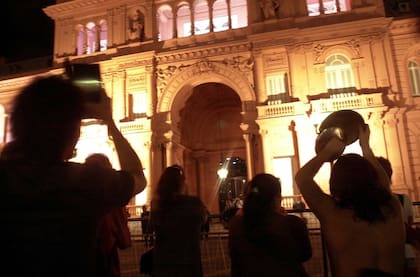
[295,124,405,276]
[85,153,133,277]
[229,173,312,277]
[151,165,208,277]
[141,204,153,246]
[377,156,418,277]
[0,75,147,277]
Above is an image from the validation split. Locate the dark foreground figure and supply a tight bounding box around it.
[229,173,312,277]
[0,76,146,277]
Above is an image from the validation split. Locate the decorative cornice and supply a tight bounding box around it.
[44,0,151,18]
[117,58,153,69]
[155,42,252,64]
[389,18,420,35]
[44,0,112,17]
[253,38,297,50]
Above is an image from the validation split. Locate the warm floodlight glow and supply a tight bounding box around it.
[217,167,228,179]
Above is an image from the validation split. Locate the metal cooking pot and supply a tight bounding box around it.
[315,110,365,157]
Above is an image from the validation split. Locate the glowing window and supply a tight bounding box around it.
[325,54,355,89]
[213,0,229,32]
[130,91,148,118]
[86,22,97,54]
[230,0,247,28]
[273,157,294,196]
[157,5,174,41]
[99,20,107,51]
[194,0,209,35]
[307,0,351,16]
[266,73,287,95]
[408,61,420,96]
[177,3,191,37]
[76,25,85,55]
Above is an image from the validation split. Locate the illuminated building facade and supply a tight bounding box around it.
[0,0,419,213]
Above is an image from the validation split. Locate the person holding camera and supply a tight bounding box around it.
[295,124,405,277]
[0,75,146,277]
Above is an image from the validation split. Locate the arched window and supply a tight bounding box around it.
[325,54,355,89]
[76,24,85,55]
[408,61,420,96]
[157,5,174,41]
[177,3,191,37]
[230,0,247,28]
[213,0,229,32]
[86,22,97,54]
[99,20,108,51]
[194,0,210,35]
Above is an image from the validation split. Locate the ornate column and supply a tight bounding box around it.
[95,24,101,52]
[144,140,153,205]
[190,4,195,36]
[145,65,154,117]
[106,9,113,48]
[242,132,254,180]
[208,0,214,33]
[112,70,126,121]
[395,108,418,198]
[164,130,174,167]
[253,50,266,104]
[227,0,232,29]
[259,128,271,173]
[240,120,259,180]
[83,25,88,54]
[173,4,178,38]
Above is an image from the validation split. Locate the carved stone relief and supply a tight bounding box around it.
[312,39,362,63]
[156,57,255,96]
[263,52,288,68]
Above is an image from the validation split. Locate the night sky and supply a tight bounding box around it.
[1,0,55,63]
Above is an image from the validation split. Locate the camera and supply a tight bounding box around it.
[64,60,102,102]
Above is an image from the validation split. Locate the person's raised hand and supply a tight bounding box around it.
[83,89,113,123]
[358,123,370,150]
[319,136,345,162]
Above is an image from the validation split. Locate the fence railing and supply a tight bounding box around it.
[121,203,420,277]
[121,210,326,277]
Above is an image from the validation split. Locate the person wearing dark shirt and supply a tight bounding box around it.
[229,173,312,277]
[0,75,147,277]
[151,165,208,277]
[85,153,133,277]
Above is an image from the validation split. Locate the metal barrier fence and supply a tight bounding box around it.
[121,204,420,277]
[120,211,328,277]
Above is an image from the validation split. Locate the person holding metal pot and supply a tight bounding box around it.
[295,122,405,277]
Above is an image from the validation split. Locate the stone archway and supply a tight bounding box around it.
[179,82,245,213]
[152,57,257,213]
[154,60,256,212]
[157,58,255,116]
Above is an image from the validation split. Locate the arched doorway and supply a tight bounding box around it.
[179,82,245,213]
